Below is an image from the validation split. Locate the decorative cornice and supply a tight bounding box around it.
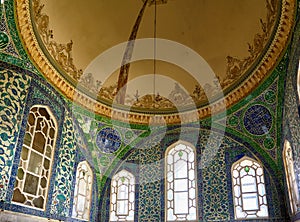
[15,0,296,125]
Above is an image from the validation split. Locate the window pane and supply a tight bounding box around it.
[117,184,128,200]
[166,143,197,221]
[24,133,32,147]
[232,157,268,219]
[174,179,188,192]
[21,147,29,160]
[77,195,86,212]
[117,200,128,215]
[174,192,189,214]
[110,170,135,221]
[78,179,87,195]
[241,175,257,193]
[174,160,188,179]
[72,161,93,220]
[27,152,43,174]
[283,140,299,214]
[242,193,259,210]
[13,106,57,210]
[32,131,46,154]
[24,173,39,195]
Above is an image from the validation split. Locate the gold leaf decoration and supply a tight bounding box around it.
[32,0,83,81]
[222,0,278,89]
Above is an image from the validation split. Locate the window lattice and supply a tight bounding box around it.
[232,157,268,219]
[166,143,197,221]
[283,140,299,215]
[72,161,93,221]
[12,106,57,210]
[110,170,135,222]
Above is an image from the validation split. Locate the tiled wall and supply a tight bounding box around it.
[0,68,31,201]
[0,63,98,221]
[283,10,300,220]
[0,50,292,222]
[0,0,296,221]
[99,128,289,221]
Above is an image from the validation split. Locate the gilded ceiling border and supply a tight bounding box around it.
[15,0,296,125]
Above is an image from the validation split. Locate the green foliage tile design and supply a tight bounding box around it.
[0,14,18,57]
[138,142,162,221]
[222,76,280,162]
[50,112,76,216]
[0,69,30,200]
[0,2,38,74]
[201,131,230,221]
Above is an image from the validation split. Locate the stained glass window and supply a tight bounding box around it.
[12,105,57,210]
[72,161,93,220]
[232,157,268,219]
[110,170,135,221]
[165,142,197,221]
[283,140,299,215]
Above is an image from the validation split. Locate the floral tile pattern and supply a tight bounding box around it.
[0,68,30,201]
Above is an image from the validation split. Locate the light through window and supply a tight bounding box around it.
[165,142,197,221]
[232,157,268,219]
[110,170,135,221]
[283,140,299,215]
[12,105,57,210]
[72,161,93,221]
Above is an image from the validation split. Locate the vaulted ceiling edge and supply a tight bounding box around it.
[15,0,296,125]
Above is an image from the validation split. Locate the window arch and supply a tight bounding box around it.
[283,140,299,215]
[165,142,198,221]
[110,169,135,222]
[72,161,93,221]
[231,156,268,219]
[12,105,57,210]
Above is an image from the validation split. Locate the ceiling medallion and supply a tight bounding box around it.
[15,0,296,124]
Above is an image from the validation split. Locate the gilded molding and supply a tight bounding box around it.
[15,0,296,125]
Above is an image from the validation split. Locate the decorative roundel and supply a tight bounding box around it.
[96,127,122,153]
[228,115,239,127]
[0,32,9,50]
[264,137,275,150]
[264,90,276,104]
[243,105,272,135]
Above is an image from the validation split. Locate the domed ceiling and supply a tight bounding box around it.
[16,0,295,124]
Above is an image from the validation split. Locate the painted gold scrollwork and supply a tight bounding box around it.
[16,0,296,124]
[32,0,83,81]
[223,0,278,89]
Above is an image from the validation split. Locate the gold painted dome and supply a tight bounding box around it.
[16,0,295,124]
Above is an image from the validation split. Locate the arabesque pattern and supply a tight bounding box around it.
[50,112,76,217]
[0,69,30,201]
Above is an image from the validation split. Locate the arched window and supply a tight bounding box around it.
[283,140,299,215]
[165,142,197,221]
[12,105,57,210]
[232,156,268,219]
[110,170,135,221]
[72,161,93,221]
